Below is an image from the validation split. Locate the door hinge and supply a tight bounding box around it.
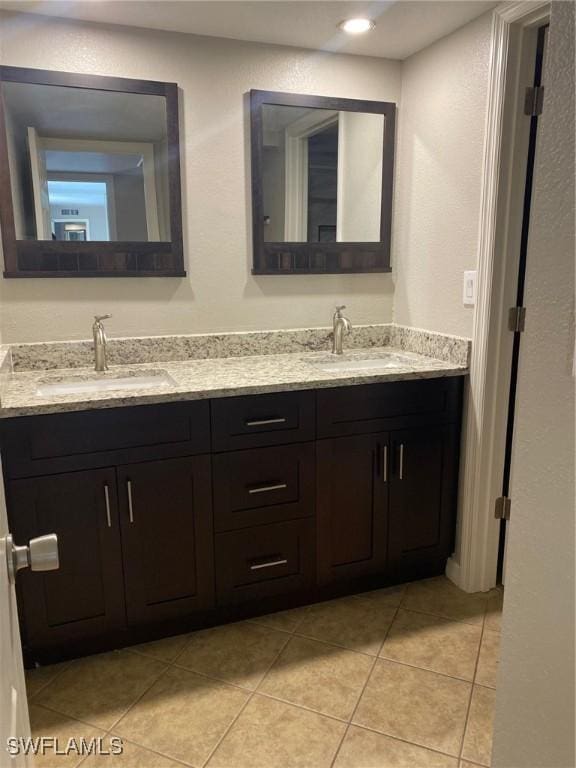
[524,85,545,116]
[508,306,526,333]
[495,496,511,521]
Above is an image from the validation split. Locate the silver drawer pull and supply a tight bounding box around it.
[104,484,112,528]
[250,558,288,571]
[245,417,287,427]
[382,445,388,483]
[248,482,288,495]
[127,480,135,524]
[399,443,405,481]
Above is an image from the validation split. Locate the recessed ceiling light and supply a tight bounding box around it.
[338,18,375,35]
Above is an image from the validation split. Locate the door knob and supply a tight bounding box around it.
[5,533,59,585]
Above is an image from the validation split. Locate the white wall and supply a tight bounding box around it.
[0,11,401,343]
[393,11,492,338]
[492,3,575,767]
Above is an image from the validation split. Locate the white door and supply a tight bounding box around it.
[27,127,52,240]
[0,458,59,766]
[0,459,30,767]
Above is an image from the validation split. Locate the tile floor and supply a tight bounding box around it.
[25,576,503,768]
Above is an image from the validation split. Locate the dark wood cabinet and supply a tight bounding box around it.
[9,468,126,651]
[117,457,214,626]
[388,425,460,579]
[2,377,463,664]
[317,433,389,586]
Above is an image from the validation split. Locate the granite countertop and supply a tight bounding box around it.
[0,345,468,418]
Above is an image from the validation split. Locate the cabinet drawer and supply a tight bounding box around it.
[317,378,462,438]
[1,401,210,478]
[215,519,315,605]
[213,443,315,532]
[211,391,315,451]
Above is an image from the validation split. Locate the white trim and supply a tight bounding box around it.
[447,0,551,592]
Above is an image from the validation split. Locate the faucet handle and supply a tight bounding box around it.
[334,305,346,315]
[94,314,112,323]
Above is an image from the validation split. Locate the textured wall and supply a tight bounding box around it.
[0,11,400,342]
[392,12,492,337]
[492,3,575,767]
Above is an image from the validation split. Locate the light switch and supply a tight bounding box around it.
[463,270,477,306]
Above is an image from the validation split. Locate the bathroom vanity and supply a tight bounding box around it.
[0,330,466,666]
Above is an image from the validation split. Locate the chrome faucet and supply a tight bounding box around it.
[93,314,111,372]
[332,306,352,355]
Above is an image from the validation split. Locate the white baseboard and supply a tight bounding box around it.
[445,557,463,589]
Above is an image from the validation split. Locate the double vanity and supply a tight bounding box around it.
[0,322,468,666]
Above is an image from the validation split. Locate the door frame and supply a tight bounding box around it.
[446,0,551,592]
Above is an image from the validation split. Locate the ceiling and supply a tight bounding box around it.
[0,1,498,60]
[3,80,167,141]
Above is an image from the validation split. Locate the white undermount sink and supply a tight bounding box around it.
[311,354,414,374]
[36,370,176,397]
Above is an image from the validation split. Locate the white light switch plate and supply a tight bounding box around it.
[463,270,477,306]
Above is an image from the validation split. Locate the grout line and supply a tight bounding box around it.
[250,690,349,725]
[102,733,195,768]
[27,700,112,734]
[337,721,467,763]
[458,602,488,763]
[329,602,402,768]
[199,629,292,767]
[397,604,487,628]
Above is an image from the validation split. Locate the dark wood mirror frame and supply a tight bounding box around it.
[0,66,185,278]
[250,89,396,275]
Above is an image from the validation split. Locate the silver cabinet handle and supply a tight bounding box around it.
[382,445,388,483]
[245,417,287,427]
[248,482,288,495]
[250,558,288,571]
[104,484,112,528]
[127,480,135,523]
[399,443,405,481]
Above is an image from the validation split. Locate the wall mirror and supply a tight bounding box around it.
[250,90,396,274]
[0,67,184,277]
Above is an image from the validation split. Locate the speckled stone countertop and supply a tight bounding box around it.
[0,344,468,418]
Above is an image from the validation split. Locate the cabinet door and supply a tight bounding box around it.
[317,433,389,585]
[388,425,459,577]
[117,456,214,625]
[8,468,126,652]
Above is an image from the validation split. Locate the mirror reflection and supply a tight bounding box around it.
[2,81,171,242]
[262,104,384,243]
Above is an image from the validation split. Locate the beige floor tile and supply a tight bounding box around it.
[82,737,189,767]
[174,621,288,689]
[296,589,400,655]
[462,685,495,767]
[475,630,500,689]
[28,703,105,768]
[402,577,488,625]
[35,650,167,730]
[259,635,373,719]
[208,694,346,768]
[380,609,482,681]
[484,590,504,634]
[113,666,248,766]
[26,661,70,700]
[248,607,307,633]
[126,633,191,663]
[353,659,471,756]
[333,725,459,767]
[460,762,485,767]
